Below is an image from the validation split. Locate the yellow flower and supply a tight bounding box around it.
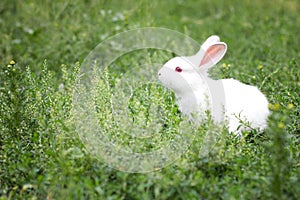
[222,63,227,68]
[287,103,294,109]
[273,103,280,110]
[268,103,280,111]
[10,60,15,65]
[257,65,263,69]
[278,122,285,129]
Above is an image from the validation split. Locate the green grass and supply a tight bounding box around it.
[0,0,299,199]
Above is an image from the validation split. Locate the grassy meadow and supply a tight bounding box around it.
[0,0,299,199]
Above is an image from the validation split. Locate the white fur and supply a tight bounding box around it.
[158,35,269,135]
[221,78,269,133]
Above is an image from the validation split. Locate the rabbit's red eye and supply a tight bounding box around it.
[175,66,182,72]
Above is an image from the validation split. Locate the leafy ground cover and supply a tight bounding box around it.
[0,0,299,199]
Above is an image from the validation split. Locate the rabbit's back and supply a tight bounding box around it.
[221,78,269,133]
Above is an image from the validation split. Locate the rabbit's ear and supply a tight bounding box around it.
[199,42,227,69]
[201,35,220,50]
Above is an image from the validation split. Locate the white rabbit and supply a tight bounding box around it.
[158,35,269,135]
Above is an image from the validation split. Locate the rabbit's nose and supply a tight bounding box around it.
[158,68,164,77]
[158,70,162,76]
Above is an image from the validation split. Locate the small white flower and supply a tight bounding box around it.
[58,83,64,92]
[100,9,106,16]
[112,12,125,22]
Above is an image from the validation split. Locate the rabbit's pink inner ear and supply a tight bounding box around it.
[199,44,224,67]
